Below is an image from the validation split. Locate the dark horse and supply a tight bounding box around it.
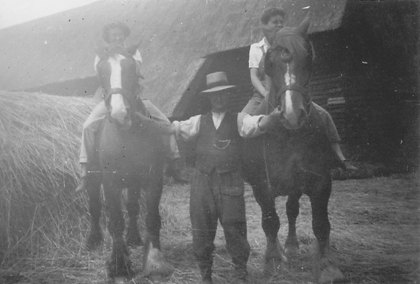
[242,17,345,283]
[86,51,173,282]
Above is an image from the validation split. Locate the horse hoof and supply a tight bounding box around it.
[86,230,103,251]
[144,246,174,277]
[263,258,282,277]
[107,242,134,280]
[319,264,345,284]
[284,242,299,258]
[107,261,134,281]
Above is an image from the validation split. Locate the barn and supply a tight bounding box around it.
[0,0,418,167]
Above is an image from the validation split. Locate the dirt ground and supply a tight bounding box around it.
[2,173,419,284]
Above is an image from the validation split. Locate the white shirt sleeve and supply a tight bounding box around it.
[133,49,143,77]
[172,114,202,141]
[249,43,263,69]
[93,55,100,73]
[133,49,143,64]
[237,112,265,138]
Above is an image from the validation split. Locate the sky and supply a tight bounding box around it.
[0,0,100,29]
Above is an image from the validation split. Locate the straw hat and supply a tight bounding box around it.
[201,72,236,94]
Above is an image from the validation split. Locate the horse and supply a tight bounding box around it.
[241,17,345,283]
[85,49,173,282]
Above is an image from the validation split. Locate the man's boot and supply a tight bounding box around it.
[75,163,88,192]
[166,158,188,184]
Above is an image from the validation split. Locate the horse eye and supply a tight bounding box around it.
[280,47,290,56]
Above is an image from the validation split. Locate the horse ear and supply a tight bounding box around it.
[264,49,274,77]
[296,14,310,36]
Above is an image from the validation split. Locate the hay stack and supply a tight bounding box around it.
[0,91,94,263]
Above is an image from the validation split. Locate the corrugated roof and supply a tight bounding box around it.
[0,0,349,115]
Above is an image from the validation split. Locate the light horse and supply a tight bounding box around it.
[88,50,173,281]
[242,18,345,283]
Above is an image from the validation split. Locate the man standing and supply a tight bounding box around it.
[171,71,264,284]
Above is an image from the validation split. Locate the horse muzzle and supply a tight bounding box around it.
[279,109,308,130]
[109,93,132,129]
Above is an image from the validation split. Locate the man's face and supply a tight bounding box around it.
[262,15,285,43]
[107,27,126,47]
[209,91,229,112]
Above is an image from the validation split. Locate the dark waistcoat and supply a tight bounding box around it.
[195,112,241,174]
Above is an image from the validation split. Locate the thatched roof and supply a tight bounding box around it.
[0,0,349,115]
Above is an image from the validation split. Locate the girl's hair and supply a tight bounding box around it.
[102,22,131,43]
[260,7,286,24]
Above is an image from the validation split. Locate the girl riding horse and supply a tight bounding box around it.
[76,22,186,192]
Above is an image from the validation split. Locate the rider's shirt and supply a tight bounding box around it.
[94,48,143,76]
[249,37,271,90]
[249,37,270,69]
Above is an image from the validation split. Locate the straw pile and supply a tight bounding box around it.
[0,90,94,264]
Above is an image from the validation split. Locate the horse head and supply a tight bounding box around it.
[265,16,314,130]
[97,51,139,130]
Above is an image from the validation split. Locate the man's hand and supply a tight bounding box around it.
[169,123,177,135]
[258,108,282,132]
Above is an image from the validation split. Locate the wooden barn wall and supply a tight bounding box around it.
[338,1,418,164]
[309,31,347,142]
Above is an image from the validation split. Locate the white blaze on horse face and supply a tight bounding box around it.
[110,94,127,124]
[108,55,128,124]
[284,64,296,86]
[284,64,299,127]
[108,54,125,88]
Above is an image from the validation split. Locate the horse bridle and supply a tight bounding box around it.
[103,88,134,109]
[277,83,312,109]
[103,87,138,126]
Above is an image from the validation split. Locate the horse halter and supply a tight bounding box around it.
[97,53,139,128]
[277,83,312,109]
[104,88,133,109]
[272,83,313,130]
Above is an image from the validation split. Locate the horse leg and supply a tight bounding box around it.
[284,191,302,257]
[309,176,344,283]
[126,184,143,247]
[103,180,134,280]
[143,170,173,278]
[86,176,103,250]
[251,181,285,276]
